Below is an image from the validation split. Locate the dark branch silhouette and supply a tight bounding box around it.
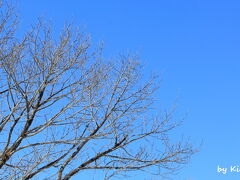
[0,1,195,179]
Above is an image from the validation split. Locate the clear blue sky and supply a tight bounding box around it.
[18,0,240,179]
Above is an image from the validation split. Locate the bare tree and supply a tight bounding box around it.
[0,1,195,179]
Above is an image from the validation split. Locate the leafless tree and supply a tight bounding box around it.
[0,1,195,179]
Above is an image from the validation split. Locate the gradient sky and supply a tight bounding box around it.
[17,0,240,179]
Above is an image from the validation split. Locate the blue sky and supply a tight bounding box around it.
[18,0,240,179]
